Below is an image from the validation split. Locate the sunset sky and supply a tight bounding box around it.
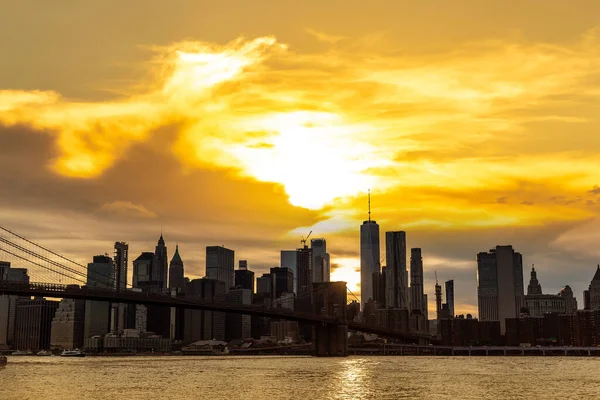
[2,1,600,316]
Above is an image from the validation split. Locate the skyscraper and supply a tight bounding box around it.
[50,297,85,350]
[84,255,114,338]
[256,273,272,296]
[360,192,380,307]
[206,246,235,291]
[169,245,185,292]
[296,246,312,294]
[270,267,293,297]
[311,238,330,283]
[410,248,424,313]
[445,280,455,317]
[280,250,298,293]
[153,234,168,289]
[234,260,255,292]
[477,245,524,333]
[132,252,154,288]
[14,298,59,351]
[112,242,128,333]
[386,231,408,309]
[435,277,442,321]
[587,265,600,310]
[0,263,29,349]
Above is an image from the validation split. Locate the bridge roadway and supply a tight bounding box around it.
[0,281,431,342]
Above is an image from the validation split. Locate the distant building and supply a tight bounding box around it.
[311,238,330,283]
[280,250,298,293]
[270,267,293,298]
[50,297,85,350]
[206,246,235,291]
[256,273,272,296]
[234,261,254,292]
[296,246,312,294]
[14,298,59,351]
[477,245,524,333]
[587,265,600,310]
[153,235,169,289]
[225,288,252,341]
[360,215,380,307]
[184,279,226,343]
[435,279,442,321]
[0,263,29,349]
[410,248,424,314]
[169,245,185,292]
[84,255,114,338]
[386,231,408,309]
[372,269,386,308]
[112,242,129,333]
[445,280,455,317]
[133,252,154,289]
[523,267,577,316]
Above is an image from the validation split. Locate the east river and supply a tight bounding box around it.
[1,355,598,399]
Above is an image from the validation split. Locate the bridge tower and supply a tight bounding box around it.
[312,281,348,357]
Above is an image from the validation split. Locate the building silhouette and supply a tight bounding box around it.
[0,263,29,349]
[84,255,114,338]
[184,279,226,343]
[386,231,408,309]
[522,266,577,316]
[296,245,313,294]
[206,246,235,291]
[225,288,252,341]
[360,201,380,307]
[132,252,154,289]
[477,245,524,333]
[14,298,59,351]
[270,267,293,297]
[409,248,424,313]
[153,235,168,289]
[256,273,272,296]
[50,297,85,350]
[112,242,129,333]
[169,245,185,292]
[234,260,254,292]
[280,250,297,293]
[587,265,600,310]
[445,280,455,317]
[311,238,330,283]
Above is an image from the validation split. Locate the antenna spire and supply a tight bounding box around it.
[368,189,371,222]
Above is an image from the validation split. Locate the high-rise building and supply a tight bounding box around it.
[477,245,524,333]
[112,242,129,333]
[280,250,297,293]
[50,297,85,350]
[14,298,59,351]
[184,278,226,343]
[0,263,29,349]
[296,246,313,294]
[153,234,168,289]
[445,280,455,317]
[270,267,293,297]
[410,248,424,313]
[372,269,386,308]
[360,196,380,307]
[84,255,114,338]
[206,246,235,291]
[234,261,254,292]
[386,231,408,309]
[169,245,185,292]
[225,288,252,341]
[256,274,272,296]
[587,265,600,310]
[435,278,442,321]
[311,238,330,283]
[132,252,154,288]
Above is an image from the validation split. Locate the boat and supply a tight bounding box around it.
[60,349,86,357]
[37,350,52,356]
[11,350,33,356]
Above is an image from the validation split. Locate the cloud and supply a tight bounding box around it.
[305,28,346,44]
[100,201,157,219]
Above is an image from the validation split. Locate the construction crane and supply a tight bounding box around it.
[300,230,312,247]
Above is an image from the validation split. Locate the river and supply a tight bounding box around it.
[0,355,597,399]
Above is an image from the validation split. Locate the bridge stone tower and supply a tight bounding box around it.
[312,281,348,357]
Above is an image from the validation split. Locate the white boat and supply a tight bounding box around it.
[37,350,52,356]
[11,350,33,356]
[61,349,86,357]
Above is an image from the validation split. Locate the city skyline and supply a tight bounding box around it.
[3,1,600,317]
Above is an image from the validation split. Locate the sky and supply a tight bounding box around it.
[2,0,600,316]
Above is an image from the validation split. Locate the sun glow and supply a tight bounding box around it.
[331,258,361,295]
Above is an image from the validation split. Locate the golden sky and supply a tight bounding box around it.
[2,1,600,316]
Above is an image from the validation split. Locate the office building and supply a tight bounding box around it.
[311,238,330,283]
[169,245,185,292]
[206,246,235,291]
[14,298,59,351]
[386,231,408,309]
[184,279,226,343]
[477,245,524,333]
[523,267,577,316]
[132,252,154,288]
[256,273,272,296]
[225,288,252,341]
[445,280,455,317]
[360,198,380,307]
[435,278,442,321]
[372,268,386,308]
[50,297,85,350]
[0,264,29,349]
[410,248,424,314]
[84,255,114,338]
[280,250,298,293]
[153,234,169,289]
[234,261,254,292]
[112,242,129,333]
[587,265,600,310]
[270,267,293,297]
[296,246,313,294]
